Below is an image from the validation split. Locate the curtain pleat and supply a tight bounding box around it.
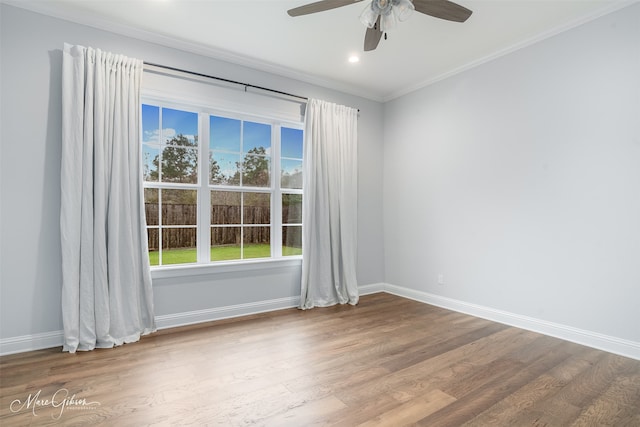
[300,99,359,309]
[61,43,155,353]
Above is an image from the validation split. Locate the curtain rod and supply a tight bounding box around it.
[144,62,309,102]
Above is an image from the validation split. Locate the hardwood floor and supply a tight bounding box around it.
[1,293,639,426]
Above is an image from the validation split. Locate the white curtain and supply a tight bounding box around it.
[60,44,155,353]
[300,99,359,309]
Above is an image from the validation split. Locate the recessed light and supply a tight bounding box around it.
[348,55,360,64]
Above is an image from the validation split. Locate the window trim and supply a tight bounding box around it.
[150,257,302,280]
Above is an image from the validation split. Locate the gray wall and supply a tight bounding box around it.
[2,1,638,353]
[0,4,385,342]
[383,3,640,342]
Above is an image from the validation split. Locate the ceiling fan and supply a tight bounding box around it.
[287,0,473,51]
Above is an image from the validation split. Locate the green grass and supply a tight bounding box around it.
[282,246,303,257]
[149,244,302,266]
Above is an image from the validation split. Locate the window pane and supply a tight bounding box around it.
[281,127,303,158]
[162,189,197,225]
[164,133,197,147]
[242,155,270,187]
[210,116,241,151]
[144,188,159,225]
[142,145,159,182]
[211,152,240,185]
[162,228,197,264]
[244,193,270,225]
[282,226,302,257]
[281,159,303,189]
[282,194,302,224]
[161,146,198,184]
[209,153,222,185]
[147,228,159,266]
[243,227,270,259]
[243,121,271,154]
[211,226,241,261]
[211,191,241,225]
[162,108,198,147]
[142,104,160,145]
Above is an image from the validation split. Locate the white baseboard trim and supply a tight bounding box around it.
[0,330,64,356]
[382,283,640,361]
[0,283,381,355]
[0,296,301,356]
[5,282,636,360]
[359,282,386,295]
[155,283,385,330]
[155,296,300,330]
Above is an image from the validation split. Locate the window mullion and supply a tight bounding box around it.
[198,112,210,264]
[272,124,282,259]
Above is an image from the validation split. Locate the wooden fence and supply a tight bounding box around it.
[146,204,301,250]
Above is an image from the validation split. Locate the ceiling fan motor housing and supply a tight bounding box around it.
[361,0,415,31]
[372,0,394,16]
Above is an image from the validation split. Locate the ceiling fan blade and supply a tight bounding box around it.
[364,16,383,51]
[287,0,364,17]
[412,0,472,22]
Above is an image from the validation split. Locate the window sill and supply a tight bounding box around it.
[150,256,302,280]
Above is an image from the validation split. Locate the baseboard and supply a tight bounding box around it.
[155,282,386,329]
[359,282,386,295]
[0,297,301,356]
[6,282,634,360]
[155,296,301,330]
[0,282,383,356]
[0,330,64,356]
[382,283,640,361]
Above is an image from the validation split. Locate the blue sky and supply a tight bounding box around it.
[143,105,301,159]
[142,105,303,180]
[242,121,271,153]
[209,115,240,152]
[142,105,198,145]
[281,127,303,159]
[142,104,159,143]
[210,116,271,154]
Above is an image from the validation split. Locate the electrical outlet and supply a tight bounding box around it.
[438,274,444,285]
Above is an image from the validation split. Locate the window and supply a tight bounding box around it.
[142,102,303,267]
[281,127,303,256]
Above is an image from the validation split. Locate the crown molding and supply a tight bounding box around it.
[4,0,634,105]
[1,0,384,103]
[382,0,638,102]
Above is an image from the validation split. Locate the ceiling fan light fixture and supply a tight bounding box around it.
[360,0,414,33]
[394,0,415,22]
[286,0,472,52]
[380,9,398,32]
[359,3,379,28]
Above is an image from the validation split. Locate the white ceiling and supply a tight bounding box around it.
[7,0,633,101]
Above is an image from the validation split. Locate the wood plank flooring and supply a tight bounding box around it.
[1,293,639,426]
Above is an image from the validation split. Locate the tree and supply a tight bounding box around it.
[241,146,269,187]
[147,134,198,204]
[149,134,198,184]
[209,152,224,184]
[282,193,302,223]
[281,169,302,189]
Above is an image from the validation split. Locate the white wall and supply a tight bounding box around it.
[383,3,640,347]
[0,4,385,349]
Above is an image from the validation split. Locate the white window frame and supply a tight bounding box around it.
[141,95,303,274]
